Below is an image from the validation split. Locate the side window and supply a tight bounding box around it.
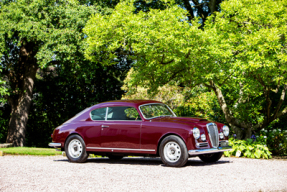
[107,107,141,121]
[125,107,142,120]
[90,107,106,120]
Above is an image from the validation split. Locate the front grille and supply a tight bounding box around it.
[206,123,219,148]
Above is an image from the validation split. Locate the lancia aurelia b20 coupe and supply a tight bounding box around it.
[49,100,232,167]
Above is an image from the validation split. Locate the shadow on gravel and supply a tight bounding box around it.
[54,157,231,167]
[185,159,231,167]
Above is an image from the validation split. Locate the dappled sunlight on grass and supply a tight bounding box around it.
[0,147,62,156]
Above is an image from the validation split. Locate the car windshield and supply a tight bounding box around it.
[139,103,175,119]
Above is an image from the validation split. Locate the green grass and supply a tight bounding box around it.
[0,147,62,156]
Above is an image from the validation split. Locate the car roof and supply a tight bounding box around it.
[66,100,166,123]
[91,100,163,109]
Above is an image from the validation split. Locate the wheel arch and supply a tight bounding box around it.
[64,132,85,148]
[156,133,187,155]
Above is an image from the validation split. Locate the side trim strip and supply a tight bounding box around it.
[86,147,155,152]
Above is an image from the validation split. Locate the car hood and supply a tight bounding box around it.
[150,116,222,129]
[151,116,209,124]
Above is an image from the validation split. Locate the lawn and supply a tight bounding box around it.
[0,147,62,156]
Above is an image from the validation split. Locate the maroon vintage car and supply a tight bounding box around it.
[49,100,232,167]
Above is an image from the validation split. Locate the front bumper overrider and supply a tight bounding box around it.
[188,146,232,156]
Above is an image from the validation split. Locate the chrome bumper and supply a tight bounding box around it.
[188,146,232,156]
[48,143,62,148]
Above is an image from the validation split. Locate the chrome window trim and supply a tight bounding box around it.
[139,103,177,120]
[104,120,142,121]
[86,147,155,152]
[90,107,107,121]
[90,106,142,122]
[105,107,108,121]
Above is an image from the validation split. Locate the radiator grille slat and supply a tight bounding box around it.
[206,123,219,148]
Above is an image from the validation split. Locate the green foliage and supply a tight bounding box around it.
[122,68,187,108]
[205,0,287,125]
[124,108,141,119]
[25,62,129,147]
[0,147,62,156]
[122,70,226,122]
[84,0,287,139]
[258,128,287,156]
[174,88,225,122]
[0,70,8,103]
[0,0,96,68]
[140,104,172,118]
[224,138,272,159]
[0,0,132,146]
[0,104,10,143]
[84,0,206,92]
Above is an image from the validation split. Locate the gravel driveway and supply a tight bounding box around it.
[0,155,286,192]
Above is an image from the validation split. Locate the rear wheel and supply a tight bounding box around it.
[199,152,223,163]
[65,135,88,163]
[159,135,188,167]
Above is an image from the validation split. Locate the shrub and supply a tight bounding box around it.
[260,128,287,156]
[224,137,272,159]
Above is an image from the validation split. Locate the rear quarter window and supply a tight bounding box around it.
[90,107,106,120]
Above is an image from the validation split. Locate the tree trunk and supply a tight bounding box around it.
[208,0,216,14]
[6,42,38,147]
[208,81,253,140]
[232,126,244,140]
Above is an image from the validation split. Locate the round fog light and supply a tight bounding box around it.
[219,132,224,139]
[201,134,206,141]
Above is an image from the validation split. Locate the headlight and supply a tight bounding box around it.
[201,134,206,141]
[193,128,200,139]
[219,132,224,139]
[223,125,229,136]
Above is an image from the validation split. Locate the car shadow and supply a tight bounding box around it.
[54,157,231,167]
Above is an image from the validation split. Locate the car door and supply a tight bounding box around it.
[100,106,142,149]
[84,107,107,148]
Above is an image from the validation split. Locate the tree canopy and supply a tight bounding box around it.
[0,0,96,146]
[84,0,287,139]
[204,0,287,137]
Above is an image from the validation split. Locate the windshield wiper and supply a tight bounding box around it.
[157,115,172,118]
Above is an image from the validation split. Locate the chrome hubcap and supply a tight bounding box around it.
[164,141,181,163]
[68,139,83,158]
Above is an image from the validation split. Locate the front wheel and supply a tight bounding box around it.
[159,135,188,167]
[199,152,223,163]
[65,135,88,163]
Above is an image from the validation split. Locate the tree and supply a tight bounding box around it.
[203,0,287,138]
[84,0,287,139]
[122,69,223,121]
[179,0,222,24]
[133,0,223,25]
[24,61,129,147]
[0,0,96,146]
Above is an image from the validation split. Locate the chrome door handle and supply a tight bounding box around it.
[101,125,109,128]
